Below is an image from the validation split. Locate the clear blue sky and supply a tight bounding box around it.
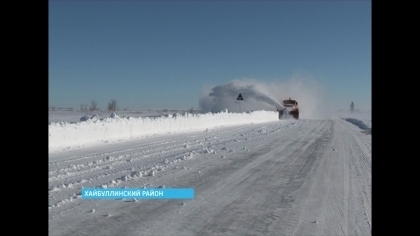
[49,0,371,111]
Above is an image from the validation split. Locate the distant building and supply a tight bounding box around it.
[350,102,354,112]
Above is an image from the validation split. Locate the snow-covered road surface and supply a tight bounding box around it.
[49,118,371,235]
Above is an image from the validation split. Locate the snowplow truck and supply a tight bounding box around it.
[277,98,299,119]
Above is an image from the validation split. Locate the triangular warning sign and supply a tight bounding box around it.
[237,93,244,100]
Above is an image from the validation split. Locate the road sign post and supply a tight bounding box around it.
[237,93,243,113]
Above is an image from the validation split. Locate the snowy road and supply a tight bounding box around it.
[49,118,371,235]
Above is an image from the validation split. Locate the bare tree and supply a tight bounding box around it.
[90,100,98,111]
[107,99,117,111]
[80,104,88,112]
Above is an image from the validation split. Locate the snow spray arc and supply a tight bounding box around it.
[199,79,284,113]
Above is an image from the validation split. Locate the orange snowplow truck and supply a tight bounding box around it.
[277,98,299,119]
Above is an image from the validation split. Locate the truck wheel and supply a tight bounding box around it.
[278,111,283,120]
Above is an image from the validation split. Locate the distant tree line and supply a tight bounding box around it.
[51,100,197,113]
[78,99,118,112]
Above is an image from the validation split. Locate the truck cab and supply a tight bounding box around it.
[277,98,299,119]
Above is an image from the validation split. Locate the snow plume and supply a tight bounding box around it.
[199,77,328,119]
[199,79,283,113]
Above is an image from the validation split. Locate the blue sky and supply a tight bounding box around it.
[49,0,371,111]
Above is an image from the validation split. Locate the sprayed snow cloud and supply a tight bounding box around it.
[199,77,329,118]
[199,79,284,113]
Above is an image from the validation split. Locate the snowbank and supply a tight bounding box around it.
[343,118,371,132]
[49,110,279,153]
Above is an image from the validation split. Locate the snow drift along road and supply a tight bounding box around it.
[48,110,279,153]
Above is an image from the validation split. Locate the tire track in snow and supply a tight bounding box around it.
[297,118,371,236]
[48,120,301,234]
[277,120,334,236]
[49,119,371,236]
[49,121,296,213]
[340,119,372,233]
[49,121,295,188]
[174,120,331,236]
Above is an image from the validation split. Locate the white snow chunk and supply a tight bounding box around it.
[204,147,215,154]
[110,112,119,118]
[90,114,99,121]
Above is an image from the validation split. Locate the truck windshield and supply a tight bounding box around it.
[283,100,297,106]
